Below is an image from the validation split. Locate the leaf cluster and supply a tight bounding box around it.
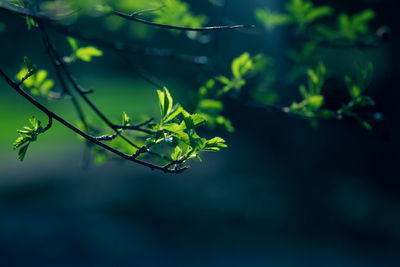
[317,9,375,41]
[16,57,54,97]
[127,87,228,167]
[255,0,333,31]
[196,52,270,132]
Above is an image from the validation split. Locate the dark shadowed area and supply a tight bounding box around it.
[1,0,399,266]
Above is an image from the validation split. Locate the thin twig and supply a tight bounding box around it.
[112,10,255,32]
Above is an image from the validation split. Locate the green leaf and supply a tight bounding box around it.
[122,112,131,126]
[232,52,252,78]
[256,0,333,31]
[18,145,29,161]
[349,84,361,99]
[197,99,224,113]
[308,95,324,109]
[67,37,79,51]
[199,79,216,97]
[40,80,54,95]
[157,87,174,120]
[203,137,227,151]
[361,121,373,131]
[184,114,206,129]
[162,123,185,133]
[75,46,103,62]
[152,0,208,34]
[337,9,375,40]
[24,56,36,72]
[255,8,292,31]
[16,66,54,97]
[164,104,184,123]
[25,17,37,30]
[171,146,183,161]
[13,136,29,150]
[215,76,231,85]
[13,116,51,161]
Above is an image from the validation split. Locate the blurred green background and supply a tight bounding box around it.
[1,0,400,265]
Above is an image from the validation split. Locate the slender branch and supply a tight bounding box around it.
[0,68,188,173]
[38,21,173,162]
[43,116,53,132]
[112,10,255,32]
[116,118,155,130]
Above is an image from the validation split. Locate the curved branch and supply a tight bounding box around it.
[0,68,189,174]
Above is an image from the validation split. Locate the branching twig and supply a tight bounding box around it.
[0,68,189,174]
[37,21,174,162]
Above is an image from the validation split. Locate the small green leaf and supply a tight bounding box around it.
[203,137,227,151]
[232,52,252,78]
[67,37,79,51]
[157,87,174,120]
[197,99,224,113]
[164,104,184,123]
[24,56,36,72]
[308,95,324,109]
[13,136,29,150]
[122,112,131,126]
[75,46,103,62]
[361,121,373,131]
[255,8,291,31]
[13,116,51,161]
[215,76,231,85]
[26,17,37,30]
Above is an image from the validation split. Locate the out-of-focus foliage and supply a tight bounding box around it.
[339,63,376,131]
[289,62,328,118]
[251,0,382,130]
[255,0,333,31]
[151,0,208,33]
[317,9,375,41]
[16,57,54,98]
[65,37,103,63]
[255,0,376,44]
[99,0,208,38]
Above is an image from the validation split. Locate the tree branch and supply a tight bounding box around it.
[112,10,255,32]
[0,68,189,174]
